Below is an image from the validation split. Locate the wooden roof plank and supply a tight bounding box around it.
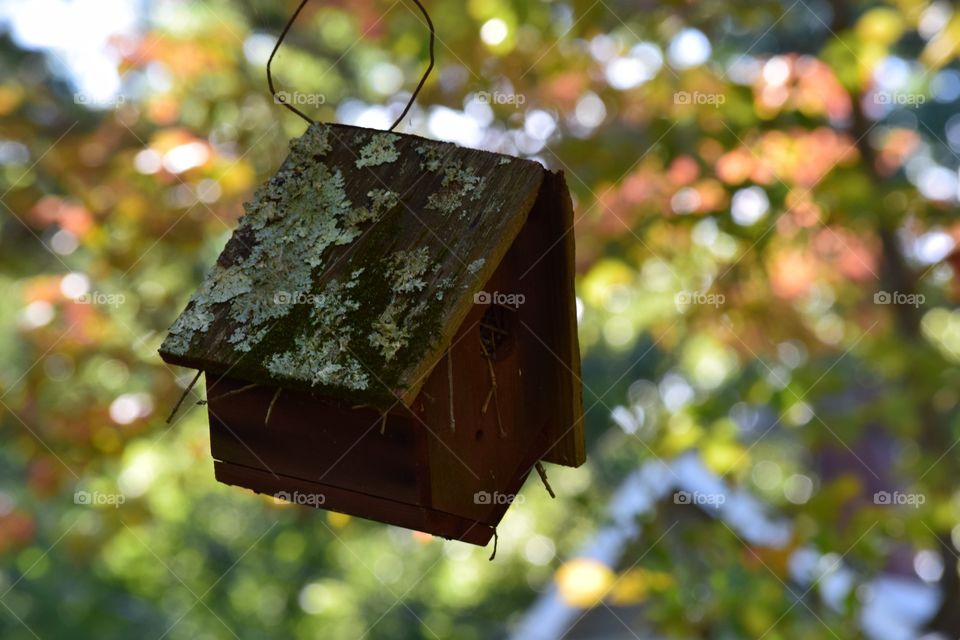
[159,123,545,410]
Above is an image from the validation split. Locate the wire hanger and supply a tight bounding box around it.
[267,0,435,132]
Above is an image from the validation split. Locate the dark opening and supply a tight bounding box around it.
[479,303,514,361]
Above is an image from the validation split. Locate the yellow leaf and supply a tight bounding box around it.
[555,558,615,608]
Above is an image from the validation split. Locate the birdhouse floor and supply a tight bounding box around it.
[214,461,495,545]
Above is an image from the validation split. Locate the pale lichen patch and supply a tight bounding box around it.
[355,133,400,168]
[267,277,369,390]
[467,258,486,275]
[369,301,408,363]
[426,163,487,216]
[391,247,432,293]
[415,142,449,171]
[347,189,399,227]
[367,247,437,362]
[434,275,454,301]
[162,303,214,355]
[416,142,489,216]
[226,248,310,352]
[367,189,399,213]
[290,123,332,157]
[160,263,248,355]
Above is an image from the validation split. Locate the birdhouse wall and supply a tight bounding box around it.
[411,169,584,523]
[206,375,500,544]
[510,169,584,467]
[207,376,424,505]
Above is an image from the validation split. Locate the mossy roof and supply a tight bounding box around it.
[158,122,547,409]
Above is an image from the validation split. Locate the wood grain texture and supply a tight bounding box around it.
[206,374,499,544]
[522,170,585,467]
[214,462,495,545]
[205,375,426,505]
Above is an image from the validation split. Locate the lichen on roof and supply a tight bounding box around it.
[355,132,400,168]
[346,189,399,227]
[367,247,451,363]
[289,124,331,157]
[415,142,447,171]
[159,121,548,407]
[162,143,367,359]
[267,276,369,390]
[413,143,489,217]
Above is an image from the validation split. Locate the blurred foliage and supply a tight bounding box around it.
[2,0,960,638]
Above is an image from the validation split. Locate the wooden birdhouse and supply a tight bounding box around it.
[159,123,584,545]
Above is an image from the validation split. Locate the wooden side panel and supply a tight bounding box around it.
[214,461,495,545]
[519,170,585,467]
[205,375,501,544]
[205,375,426,505]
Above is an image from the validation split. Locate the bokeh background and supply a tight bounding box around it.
[2,0,960,638]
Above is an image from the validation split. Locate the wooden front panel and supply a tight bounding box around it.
[206,375,427,506]
[410,172,585,525]
[412,243,554,524]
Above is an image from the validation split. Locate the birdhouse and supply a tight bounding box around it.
[159,123,584,545]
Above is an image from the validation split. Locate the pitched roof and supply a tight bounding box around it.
[159,122,549,409]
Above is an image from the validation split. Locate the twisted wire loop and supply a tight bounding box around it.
[267,0,435,132]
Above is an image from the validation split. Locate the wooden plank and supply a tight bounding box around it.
[407,168,585,528]
[214,461,495,545]
[160,123,546,412]
[522,170,586,467]
[205,375,425,505]
[413,252,553,521]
